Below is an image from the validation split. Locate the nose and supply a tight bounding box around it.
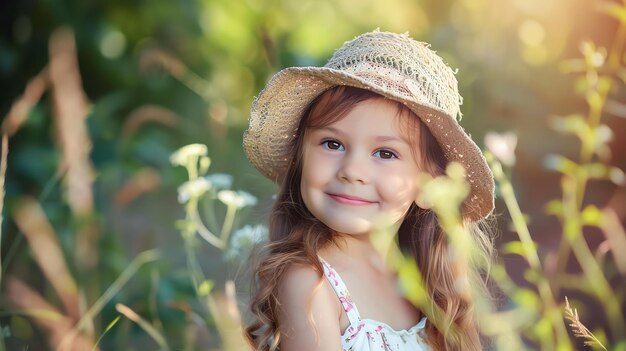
[337,151,369,184]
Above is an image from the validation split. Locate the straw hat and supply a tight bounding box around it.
[244,30,494,221]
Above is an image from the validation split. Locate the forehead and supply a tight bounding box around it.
[309,98,420,141]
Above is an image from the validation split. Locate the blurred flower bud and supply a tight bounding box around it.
[224,224,268,260]
[177,178,211,203]
[218,190,257,208]
[485,132,517,167]
[169,144,208,166]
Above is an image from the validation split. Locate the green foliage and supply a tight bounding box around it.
[1,0,625,350]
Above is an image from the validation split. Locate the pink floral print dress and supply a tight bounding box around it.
[319,257,430,351]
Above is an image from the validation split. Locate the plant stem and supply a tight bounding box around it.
[201,195,219,233]
[488,155,572,349]
[186,198,226,249]
[220,205,237,245]
[186,157,198,181]
[58,250,160,350]
[555,10,626,336]
[562,177,626,335]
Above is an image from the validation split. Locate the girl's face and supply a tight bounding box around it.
[300,98,423,236]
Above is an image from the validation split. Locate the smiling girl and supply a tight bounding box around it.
[243,31,495,351]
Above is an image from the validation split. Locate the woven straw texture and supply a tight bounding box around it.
[244,30,494,220]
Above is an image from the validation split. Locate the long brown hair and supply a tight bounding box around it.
[245,86,493,350]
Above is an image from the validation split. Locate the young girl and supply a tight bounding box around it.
[243,30,495,351]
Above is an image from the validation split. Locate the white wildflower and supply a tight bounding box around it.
[610,167,625,186]
[218,190,257,208]
[204,173,234,190]
[169,144,208,166]
[177,178,211,203]
[224,224,268,260]
[485,132,517,167]
[232,224,268,247]
[595,124,613,144]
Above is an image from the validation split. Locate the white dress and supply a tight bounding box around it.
[319,257,430,351]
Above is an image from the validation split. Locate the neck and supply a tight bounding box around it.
[333,221,402,273]
[370,220,403,271]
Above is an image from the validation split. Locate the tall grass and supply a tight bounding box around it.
[1,3,625,350]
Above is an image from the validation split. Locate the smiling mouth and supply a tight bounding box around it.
[327,193,376,206]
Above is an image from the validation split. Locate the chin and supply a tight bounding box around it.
[325,219,373,236]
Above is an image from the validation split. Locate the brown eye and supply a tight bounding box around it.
[374,149,397,159]
[322,140,345,151]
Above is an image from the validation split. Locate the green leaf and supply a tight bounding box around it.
[545,199,563,217]
[544,154,579,174]
[533,316,552,341]
[397,257,428,307]
[583,163,609,179]
[512,288,540,311]
[581,205,603,226]
[198,280,214,296]
[502,241,535,259]
[523,268,541,285]
[548,114,587,136]
[587,91,604,112]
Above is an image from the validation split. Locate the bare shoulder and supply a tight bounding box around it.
[277,262,342,351]
[279,263,325,296]
[277,263,339,318]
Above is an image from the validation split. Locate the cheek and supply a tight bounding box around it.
[301,153,318,188]
[302,151,334,185]
[300,149,329,205]
[379,168,420,205]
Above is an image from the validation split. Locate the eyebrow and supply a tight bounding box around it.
[318,126,408,144]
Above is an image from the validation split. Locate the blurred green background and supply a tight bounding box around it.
[1,0,625,350]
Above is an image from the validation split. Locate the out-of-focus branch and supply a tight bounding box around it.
[121,105,181,142]
[13,197,80,321]
[5,277,96,351]
[1,67,49,137]
[48,26,98,271]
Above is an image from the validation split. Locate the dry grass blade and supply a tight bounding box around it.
[564,297,607,350]
[114,168,161,205]
[57,249,160,351]
[5,277,96,351]
[121,105,180,141]
[138,48,215,100]
[13,196,79,320]
[599,208,626,274]
[1,67,49,137]
[48,26,98,269]
[115,304,170,351]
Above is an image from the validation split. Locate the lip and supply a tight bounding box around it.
[327,193,376,206]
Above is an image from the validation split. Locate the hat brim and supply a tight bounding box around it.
[244,66,494,221]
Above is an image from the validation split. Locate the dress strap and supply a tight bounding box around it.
[318,257,361,325]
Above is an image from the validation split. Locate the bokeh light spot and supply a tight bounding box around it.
[100,30,127,59]
[519,20,545,46]
[522,44,549,66]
